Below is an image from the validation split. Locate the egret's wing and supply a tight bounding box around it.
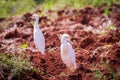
[60,44,68,60]
[60,44,71,67]
[68,42,77,69]
[68,42,75,62]
[60,44,69,55]
[34,29,45,54]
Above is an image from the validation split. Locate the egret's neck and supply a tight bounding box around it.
[61,38,67,44]
[34,19,39,30]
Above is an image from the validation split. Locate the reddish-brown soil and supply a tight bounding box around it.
[0,4,120,80]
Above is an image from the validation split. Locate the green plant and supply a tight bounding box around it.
[0,53,32,75]
[40,71,46,75]
[95,70,104,79]
[1,0,120,18]
[19,43,28,49]
[101,60,119,80]
[101,29,107,34]
[108,25,115,30]
[40,0,57,11]
[0,0,36,18]
[31,67,37,72]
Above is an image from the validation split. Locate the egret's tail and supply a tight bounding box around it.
[40,49,45,55]
[70,66,74,72]
[69,63,77,72]
[74,62,77,70]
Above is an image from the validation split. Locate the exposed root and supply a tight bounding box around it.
[104,49,110,57]
[91,47,102,57]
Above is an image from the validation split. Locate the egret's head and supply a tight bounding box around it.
[61,34,70,43]
[32,14,39,21]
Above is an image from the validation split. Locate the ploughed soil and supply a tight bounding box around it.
[0,4,120,80]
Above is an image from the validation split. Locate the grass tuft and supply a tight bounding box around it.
[0,0,120,18]
[0,53,32,75]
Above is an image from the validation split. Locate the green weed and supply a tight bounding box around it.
[101,60,119,80]
[0,0,36,18]
[0,0,120,18]
[40,71,46,75]
[0,53,32,75]
[108,25,115,30]
[95,70,104,79]
[19,43,28,49]
[101,29,107,34]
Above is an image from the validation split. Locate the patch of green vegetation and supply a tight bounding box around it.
[95,70,104,79]
[0,0,36,18]
[101,29,107,34]
[0,53,32,75]
[31,67,37,72]
[108,25,115,30]
[92,60,119,80]
[40,0,57,11]
[19,43,28,49]
[0,0,120,18]
[40,0,112,11]
[101,24,116,35]
[101,60,119,80]
[40,71,46,75]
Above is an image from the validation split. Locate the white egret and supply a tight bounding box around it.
[32,14,45,54]
[60,34,77,72]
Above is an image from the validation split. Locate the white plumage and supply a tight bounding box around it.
[32,14,45,54]
[60,34,77,72]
